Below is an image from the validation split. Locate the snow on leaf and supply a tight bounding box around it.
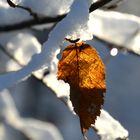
[89,10,140,55]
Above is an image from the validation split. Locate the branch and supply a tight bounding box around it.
[102,0,126,10]
[0,0,113,32]
[0,44,24,67]
[89,0,113,12]
[0,15,66,32]
[7,0,39,20]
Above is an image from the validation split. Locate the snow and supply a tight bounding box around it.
[0,1,31,25]
[0,32,42,87]
[95,110,129,140]
[89,10,140,55]
[35,48,74,112]
[0,0,77,24]
[0,89,64,140]
[21,0,73,15]
[6,33,41,65]
[0,0,73,25]
[0,0,91,90]
[10,0,21,5]
[1,1,140,56]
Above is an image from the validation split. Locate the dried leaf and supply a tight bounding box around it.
[57,42,106,137]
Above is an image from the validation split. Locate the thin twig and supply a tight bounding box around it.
[0,44,24,67]
[89,0,113,12]
[0,14,66,32]
[7,0,39,21]
[103,0,126,9]
[0,0,113,32]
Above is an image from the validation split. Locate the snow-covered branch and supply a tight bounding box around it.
[0,0,113,32]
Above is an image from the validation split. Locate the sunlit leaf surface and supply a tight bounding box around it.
[57,42,106,137]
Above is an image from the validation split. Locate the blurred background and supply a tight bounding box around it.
[0,0,140,140]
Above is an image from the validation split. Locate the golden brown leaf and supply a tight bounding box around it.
[57,42,106,137]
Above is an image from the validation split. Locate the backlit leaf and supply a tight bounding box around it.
[57,42,106,137]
